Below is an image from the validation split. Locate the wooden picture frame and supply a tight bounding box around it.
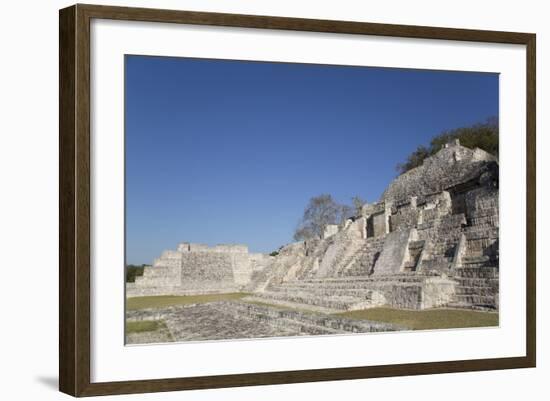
[59,3,536,397]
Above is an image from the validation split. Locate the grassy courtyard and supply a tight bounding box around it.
[126,320,168,334]
[126,293,498,331]
[336,307,498,330]
[126,292,250,310]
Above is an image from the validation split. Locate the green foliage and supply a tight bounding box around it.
[396,145,431,174]
[336,307,498,330]
[126,320,166,334]
[396,117,498,174]
[269,251,280,257]
[125,264,145,283]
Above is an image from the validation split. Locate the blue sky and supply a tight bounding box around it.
[125,55,498,264]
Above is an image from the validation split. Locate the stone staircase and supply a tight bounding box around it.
[418,214,466,274]
[402,240,425,272]
[315,237,371,278]
[462,226,499,267]
[245,264,275,292]
[213,302,407,334]
[248,274,439,311]
[128,301,407,341]
[444,219,499,310]
[447,266,499,310]
[337,237,385,277]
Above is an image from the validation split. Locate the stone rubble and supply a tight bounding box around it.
[126,301,406,343]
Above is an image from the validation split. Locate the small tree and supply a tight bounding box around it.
[293,194,344,241]
[126,264,146,283]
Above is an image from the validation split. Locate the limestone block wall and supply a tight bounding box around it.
[389,201,418,232]
[421,277,457,308]
[179,252,235,291]
[134,265,181,289]
[128,243,256,297]
[416,213,466,274]
[368,211,387,238]
[211,244,249,253]
[465,186,499,227]
[455,184,498,267]
[372,229,415,275]
[231,252,253,286]
[177,243,209,252]
[322,224,339,239]
[350,217,367,239]
[153,250,183,268]
[381,142,497,203]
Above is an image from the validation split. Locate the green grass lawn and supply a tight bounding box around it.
[126,293,250,310]
[335,307,499,330]
[126,320,168,334]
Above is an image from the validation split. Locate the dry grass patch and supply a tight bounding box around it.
[336,307,498,330]
[126,293,250,310]
[126,320,167,333]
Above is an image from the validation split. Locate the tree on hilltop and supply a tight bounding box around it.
[396,116,498,175]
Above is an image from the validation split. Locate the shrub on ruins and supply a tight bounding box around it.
[293,194,348,241]
[396,116,499,175]
[126,264,145,283]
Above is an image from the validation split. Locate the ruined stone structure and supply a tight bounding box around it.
[127,302,405,343]
[127,244,267,297]
[127,140,499,313]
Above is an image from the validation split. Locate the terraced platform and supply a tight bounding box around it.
[246,273,457,311]
[126,301,406,343]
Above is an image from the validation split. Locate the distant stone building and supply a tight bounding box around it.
[127,244,269,297]
[128,140,499,311]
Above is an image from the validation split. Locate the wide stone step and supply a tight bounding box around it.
[453,267,498,278]
[273,279,423,291]
[455,286,497,296]
[452,294,497,305]
[268,286,390,299]
[460,262,490,269]
[465,227,499,238]
[454,277,499,287]
[445,302,498,311]
[295,275,425,285]
[462,254,490,262]
[221,301,406,332]
[251,291,367,311]
[243,296,341,314]
[269,317,347,335]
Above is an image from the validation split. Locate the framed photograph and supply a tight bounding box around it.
[59,4,536,397]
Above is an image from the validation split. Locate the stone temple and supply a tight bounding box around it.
[126,140,499,341]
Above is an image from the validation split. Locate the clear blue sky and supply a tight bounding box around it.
[125,55,498,264]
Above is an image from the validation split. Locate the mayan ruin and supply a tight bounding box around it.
[126,140,499,343]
